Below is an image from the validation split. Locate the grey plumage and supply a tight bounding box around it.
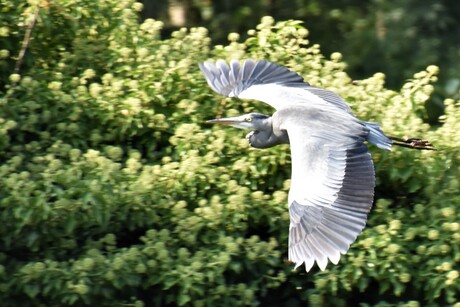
[199,58,433,272]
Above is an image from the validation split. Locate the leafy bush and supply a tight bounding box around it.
[0,1,459,306]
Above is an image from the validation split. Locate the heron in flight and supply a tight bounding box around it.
[199,59,434,272]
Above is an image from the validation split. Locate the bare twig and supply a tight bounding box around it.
[14,6,40,74]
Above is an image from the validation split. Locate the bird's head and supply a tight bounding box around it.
[206,112,270,131]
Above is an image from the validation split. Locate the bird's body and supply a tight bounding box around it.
[199,59,433,272]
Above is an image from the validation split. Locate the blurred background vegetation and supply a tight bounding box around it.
[143,0,460,124]
[0,0,459,306]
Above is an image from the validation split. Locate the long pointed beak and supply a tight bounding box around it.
[206,115,250,130]
[206,117,242,126]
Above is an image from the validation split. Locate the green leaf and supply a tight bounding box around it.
[24,285,39,298]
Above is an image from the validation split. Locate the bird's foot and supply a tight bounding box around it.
[389,136,436,150]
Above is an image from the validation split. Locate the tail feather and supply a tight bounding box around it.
[364,122,435,151]
[364,122,392,151]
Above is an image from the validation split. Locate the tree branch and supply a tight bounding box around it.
[14,6,40,74]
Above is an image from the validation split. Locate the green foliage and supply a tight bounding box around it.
[0,1,459,306]
[146,0,460,95]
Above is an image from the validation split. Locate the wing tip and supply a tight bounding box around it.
[289,243,344,272]
[199,58,308,99]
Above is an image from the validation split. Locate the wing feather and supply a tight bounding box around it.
[282,108,375,272]
[200,59,351,113]
[306,87,352,113]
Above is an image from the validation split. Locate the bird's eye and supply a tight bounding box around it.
[245,117,252,122]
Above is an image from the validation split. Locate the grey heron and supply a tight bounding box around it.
[199,59,434,272]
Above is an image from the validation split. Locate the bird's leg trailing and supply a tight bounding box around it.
[389,136,436,150]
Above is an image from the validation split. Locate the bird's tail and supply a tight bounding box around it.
[364,122,435,151]
[364,122,392,151]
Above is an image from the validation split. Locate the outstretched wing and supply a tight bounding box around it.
[278,106,375,271]
[199,59,352,113]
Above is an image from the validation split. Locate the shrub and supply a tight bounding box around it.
[0,1,458,306]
